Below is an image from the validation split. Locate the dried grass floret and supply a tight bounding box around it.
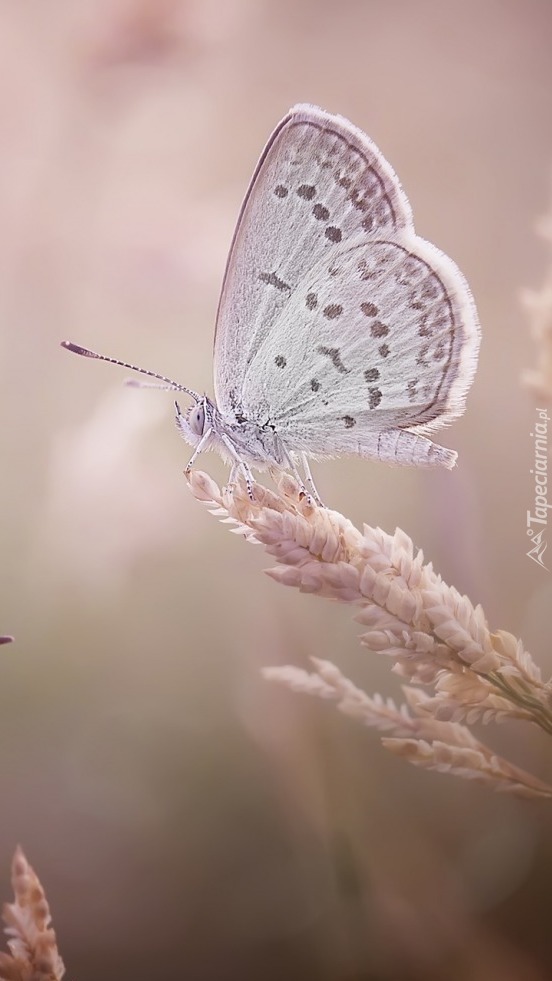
[0,848,64,981]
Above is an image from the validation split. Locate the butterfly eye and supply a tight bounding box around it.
[189,402,206,436]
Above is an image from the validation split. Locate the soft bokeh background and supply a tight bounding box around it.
[1,1,551,978]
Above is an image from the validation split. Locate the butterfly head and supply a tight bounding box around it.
[175,394,217,448]
[188,399,207,436]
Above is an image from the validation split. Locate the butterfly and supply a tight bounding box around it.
[62,103,480,503]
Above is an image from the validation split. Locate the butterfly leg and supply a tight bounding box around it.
[226,461,255,498]
[219,434,255,500]
[184,428,213,474]
[276,442,319,505]
[227,463,240,486]
[300,454,324,506]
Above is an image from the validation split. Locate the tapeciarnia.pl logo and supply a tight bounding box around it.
[527,408,550,570]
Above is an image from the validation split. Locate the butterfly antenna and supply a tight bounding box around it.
[61,341,200,401]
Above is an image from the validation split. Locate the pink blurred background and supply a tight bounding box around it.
[1,1,552,978]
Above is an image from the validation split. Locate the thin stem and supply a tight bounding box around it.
[487,672,552,735]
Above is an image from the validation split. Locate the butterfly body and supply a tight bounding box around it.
[175,395,288,471]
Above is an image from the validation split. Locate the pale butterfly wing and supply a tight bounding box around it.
[213,103,479,468]
[213,103,414,416]
[60,105,480,493]
[240,235,478,459]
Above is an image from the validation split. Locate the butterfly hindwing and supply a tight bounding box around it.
[239,235,478,459]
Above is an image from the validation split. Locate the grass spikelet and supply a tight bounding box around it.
[0,847,65,981]
[188,470,552,798]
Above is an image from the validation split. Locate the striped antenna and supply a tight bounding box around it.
[61,341,200,401]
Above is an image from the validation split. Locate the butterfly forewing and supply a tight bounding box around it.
[213,104,414,416]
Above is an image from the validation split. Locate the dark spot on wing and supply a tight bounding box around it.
[364,367,380,383]
[343,415,356,428]
[369,388,382,409]
[419,312,448,338]
[317,346,350,374]
[361,302,378,317]
[313,203,330,221]
[323,303,343,319]
[379,343,390,358]
[297,184,316,200]
[358,258,380,280]
[418,314,432,337]
[325,226,342,243]
[274,185,288,198]
[335,170,353,190]
[258,271,291,292]
[275,355,286,368]
[306,292,318,310]
[310,379,320,391]
[421,278,441,301]
[370,321,390,338]
[349,187,369,212]
[399,257,424,284]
